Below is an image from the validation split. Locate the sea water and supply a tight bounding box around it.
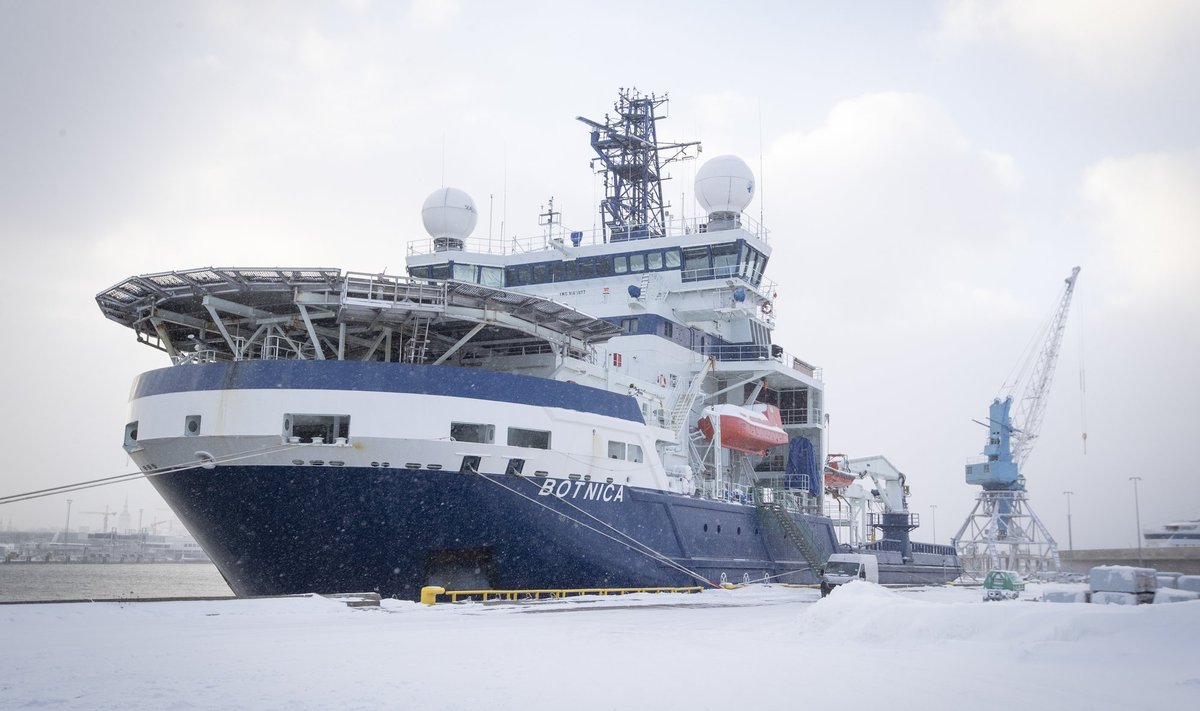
[0,563,232,602]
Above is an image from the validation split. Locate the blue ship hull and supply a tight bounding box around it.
[150,466,848,599]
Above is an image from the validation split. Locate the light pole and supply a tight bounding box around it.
[1129,477,1143,566]
[929,504,937,545]
[63,499,73,544]
[1062,491,1074,552]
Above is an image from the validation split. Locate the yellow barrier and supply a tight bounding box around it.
[420,585,704,605]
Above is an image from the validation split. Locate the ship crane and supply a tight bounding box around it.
[952,267,1081,577]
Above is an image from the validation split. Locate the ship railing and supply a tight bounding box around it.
[780,407,824,426]
[405,215,771,257]
[173,349,220,365]
[753,485,810,515]
[702,345,823,381]
[862,540,958,557]
[679,266,775,292]
[694,478,757,505]
[342,271,447,307]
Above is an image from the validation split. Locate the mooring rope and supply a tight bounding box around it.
[0,442,304,505]
[467,469,718,588]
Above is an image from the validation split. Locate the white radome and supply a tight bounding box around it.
[422,187,478,240]
[694,155,755,215]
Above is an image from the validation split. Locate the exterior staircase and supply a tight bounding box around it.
[667,357,714,438]
[754,486,828,572]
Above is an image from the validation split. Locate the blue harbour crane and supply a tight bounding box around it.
[952,267,1081,576]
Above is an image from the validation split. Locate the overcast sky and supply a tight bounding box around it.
[1,1,1197,548]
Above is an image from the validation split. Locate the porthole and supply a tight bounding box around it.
[291,459,305,466]
[737,526,742,535]
[703,524,709,533]
[717,525,722,534]
[309,460,325,466]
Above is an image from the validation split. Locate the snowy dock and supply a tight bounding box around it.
[1,583,1197,710]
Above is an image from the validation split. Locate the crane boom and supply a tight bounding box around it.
[1010,267,1081,468]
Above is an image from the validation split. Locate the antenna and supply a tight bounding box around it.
[538,196,561,242]
[758,98,765,229]
[501,149,508,241]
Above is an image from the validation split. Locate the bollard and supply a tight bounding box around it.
[420,586,446,605]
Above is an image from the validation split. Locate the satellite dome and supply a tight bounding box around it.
[422,187,478,244]
[695,155,755,215]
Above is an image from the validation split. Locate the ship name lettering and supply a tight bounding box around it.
[536,478,624,502]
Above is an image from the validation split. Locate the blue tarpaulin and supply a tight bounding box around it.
[784,437,820,495]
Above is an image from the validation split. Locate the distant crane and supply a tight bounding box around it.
[79,505,118,534]
[952,267,1081,577]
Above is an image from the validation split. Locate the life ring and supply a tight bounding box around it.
[760,301,773,315]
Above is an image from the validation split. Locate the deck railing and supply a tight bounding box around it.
[406,215,771,257]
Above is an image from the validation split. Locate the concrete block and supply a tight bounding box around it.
[1091,590,1149,605]
[1089,565,1157,593]
[1176,575,1200,593]
[1156,572,1181,589]
[1043,589,1089,603]
[1153,588,1200,604]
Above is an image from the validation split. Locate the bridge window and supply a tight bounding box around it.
[630,253,646,272]
[480,266,503,287]
[647,252,663,270]
[430,264,450,280]
[508,427,551,449]
[682,247,712,281]
[665,249,681,268]
[711,243,739,277]
[451,422,495,444]
[614,255,628,274]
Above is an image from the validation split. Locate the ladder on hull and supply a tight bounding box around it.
[754,486,828,572]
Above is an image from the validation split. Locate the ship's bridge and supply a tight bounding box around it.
[97,267,620,366]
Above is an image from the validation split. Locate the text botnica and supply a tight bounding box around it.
[537,478,627,502]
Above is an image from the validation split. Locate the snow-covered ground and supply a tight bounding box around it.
[2,582,1196,710]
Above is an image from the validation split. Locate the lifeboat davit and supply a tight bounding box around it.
[697,404,788,456]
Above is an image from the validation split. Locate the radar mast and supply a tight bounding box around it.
[577,88,700,242]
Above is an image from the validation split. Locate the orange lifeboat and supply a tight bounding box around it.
[824,454,856,489]
[697,404,788,456]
